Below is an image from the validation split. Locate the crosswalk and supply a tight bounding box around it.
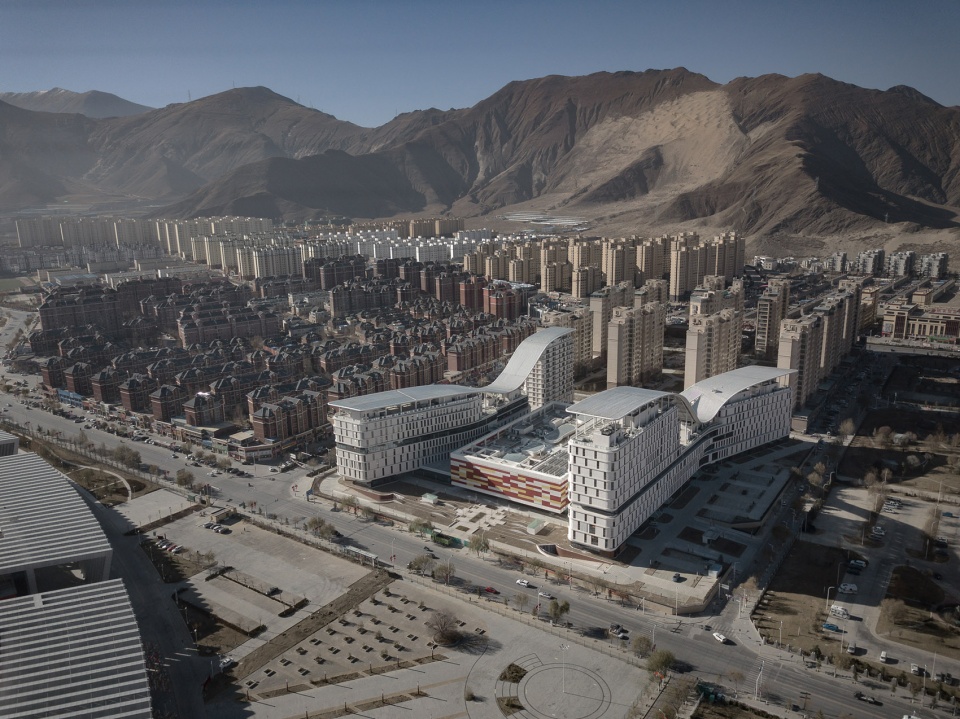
[744,656,766,699]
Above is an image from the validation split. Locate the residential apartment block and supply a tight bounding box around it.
[683,308,742,388]
[606,302,665,388]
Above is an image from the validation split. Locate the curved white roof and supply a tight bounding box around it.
[328,328,573,414]
[680,366,794,423]
[482,326,573,395]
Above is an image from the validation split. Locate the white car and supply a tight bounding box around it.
[515,579,530,587]
[871,526,885,536]
[219,656,236,671]
[713,632,727,644]
[538,591,554,599]
[838,583,858,594]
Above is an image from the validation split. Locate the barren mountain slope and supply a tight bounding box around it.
[83,87,375,199]
[0,88,153,118]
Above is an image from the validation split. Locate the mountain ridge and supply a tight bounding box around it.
[2,71,959,251]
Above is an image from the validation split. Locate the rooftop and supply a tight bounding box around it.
[453,402,574,478]
[330,327,573,414]
[0,579,152,719]
[0,453,112,576]
[566,386,672,420]
[681,366,794,423]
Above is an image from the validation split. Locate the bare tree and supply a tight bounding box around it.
[472,532,490,558]
[547,599,570,625]
[408,554,435,576]
[631,635,653,657]
[514,592,529,612]
[646,649,675,676]
[425,609,460,645]
[433,560,456,585]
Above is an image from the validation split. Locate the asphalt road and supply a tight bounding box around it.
[0,310,945,717]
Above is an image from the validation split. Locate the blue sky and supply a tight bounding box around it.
[2,0,957,127]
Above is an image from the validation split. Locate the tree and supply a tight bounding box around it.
[77,430,90,448]
[833,652,853,676]
[433,560,456,585]
[408,554,435,576]
[409,518,434,537]
[547,599,570,626]
[874,426,893,450]
[216,457,232,470]
[808,470,825,498]
[881,598,908,625]
[514,592,529,613]
[340,495,359,514]
[726,669,744,697]
[175,469,195,488]
[305,516,329,537]
[646,649,675,676]
[631,635,653,657]
[528,557,544,576]
[472,533,490,558]
[426,609,460,645]
[839,418,856,442]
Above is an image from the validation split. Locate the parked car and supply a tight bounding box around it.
[822,623,840,632]
[609,624,622,633]
[838,583,858,594]
[218,656,236,671]
[672,572,682,582]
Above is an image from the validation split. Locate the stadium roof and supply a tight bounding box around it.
[0,579,152,719]
[681,366,795,423]
[566,386,673,420]
[0,453,112,575]
[484,327,572,395]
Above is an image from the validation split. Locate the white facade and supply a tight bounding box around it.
[565,367,794,554]
[332,388,496,483]
[331,328,573,483]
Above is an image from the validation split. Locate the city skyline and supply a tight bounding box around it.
[2,0,957,127]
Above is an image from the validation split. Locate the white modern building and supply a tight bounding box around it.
[566,367,793,555]
[331,327,573,484]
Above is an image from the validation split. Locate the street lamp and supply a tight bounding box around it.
[825,586,835,613]
[560,643,569,694]
[755,660,764,700]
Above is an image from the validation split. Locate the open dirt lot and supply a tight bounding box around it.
[750,540,852,654]
[839,406,960,499]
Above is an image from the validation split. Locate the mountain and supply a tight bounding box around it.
[3,73,960,247]
[0,88,153,118]
[164,70,960,240]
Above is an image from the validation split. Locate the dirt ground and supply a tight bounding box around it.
[876,566,960,661]
[839,407,960,498]
[692,701,781,719]
[749,541,853,654]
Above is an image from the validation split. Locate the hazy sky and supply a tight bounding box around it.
[3,0,957,127]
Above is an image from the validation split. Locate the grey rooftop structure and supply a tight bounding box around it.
[681,366,795,423]
[0,579,152,719]
[566,386,673,421]
[0,453,112,594]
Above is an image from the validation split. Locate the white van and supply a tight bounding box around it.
[880,650,888,663]
[830,605,850,619]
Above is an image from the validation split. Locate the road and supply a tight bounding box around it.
[0,323,945,717]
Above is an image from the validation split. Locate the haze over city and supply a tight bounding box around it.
[3,0,959,126]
